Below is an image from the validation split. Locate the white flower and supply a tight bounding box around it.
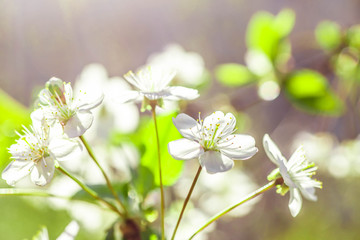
[33,221,79,240]
[2,112,82,186]
[36,77,104,138]
[74,64,140,137]
[263,134,322,217]
[146,43,207,87]
[119,66,199,107]
[168,111,258,174]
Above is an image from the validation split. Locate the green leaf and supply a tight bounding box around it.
[347,25,360,50]
[0,89,30,169]
[335,51,359,80]
[215,63,255,87]
[315,21,342,51]
[273,9,296,38]
[139,111,184,187]
[286,70,328,98]
[71,183,132,208]
[246,9,295,60]
[285,70,344,115]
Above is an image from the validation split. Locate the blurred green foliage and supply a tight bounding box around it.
[315,21,342,51]
[215,64,255,87]
[285,70,344,115]
[0,89,30,168]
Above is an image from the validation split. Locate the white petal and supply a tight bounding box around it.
[57,221,80,240]
[199,151,234,174]
[289,188,303,217]
[30,157,55,186]
[142,91,166,100]
[2,160,34,186]
[216,113,237,137]
[278,159,297,188]
[218,134,258,160]
[172,113,200,140]
[299,187,317,201]
[114,90,141,104]
[263,134,284,165]
[165,86,199,100]
[49,138,83,162]
[77,92,104,110]
[64,111,94,138]
[203,111,225,130]
[287,146,307,171]
[168,139,203,160]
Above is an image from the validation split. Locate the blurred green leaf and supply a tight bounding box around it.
[285,70,344,115]
[273,9,296,37]
[72,183,132,208]
[0,89,30,168]
[139,111,184,187]
[334,51,359,80]
[315,21,342,51]
[347,25,360,50]
[286,70,328,98]
[0,196,72,239]
[246,9,295,60]
[215,63,255,87]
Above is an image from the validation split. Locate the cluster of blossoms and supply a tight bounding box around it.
[2,77,103,186]
[2,63,323,239]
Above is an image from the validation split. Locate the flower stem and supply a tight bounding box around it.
[150,104,165,240]
[56,165,124,217]
[79,135,128,217]
[189,180,277,240]
[171,165,202,240]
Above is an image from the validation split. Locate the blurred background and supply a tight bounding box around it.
[1,0,360,239]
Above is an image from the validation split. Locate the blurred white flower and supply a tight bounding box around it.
[257,80,280,101]
[245,50,273,76]
[36,77,104,138]
[198,169,259,217]
[292,132,336,166]
[263,134,322,217]
[147,44,207,87]
[166,203,213,240]
[2,112,82,186]
[328,136,360,178]
[120,66,199,109]
[74,64,139,139]
[32,221,79,240]
[168,111,258,174]
[57,221,80,240]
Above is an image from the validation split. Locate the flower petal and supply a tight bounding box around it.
[172,113,200,140]
[77,91,104,110]
[288,188,303,217]
[218,134,258,160]
[64,110,94,138]
[199,151,234,174]
[49,138,83,162]
[263,134,284,166]
[116,90,142,103]
[299,187,317,201]
[30,157,55,186]
[168,139,203,160]
[2,160,34,186]
[165,86,199,100]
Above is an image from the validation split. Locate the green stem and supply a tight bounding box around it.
[79,135,128,217]
[150,104,165,240]
[56,165,124,217]
[189,180,276,240]
[171,165,202,240]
